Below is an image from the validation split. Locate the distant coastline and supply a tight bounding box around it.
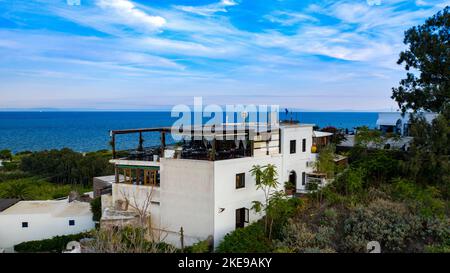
[0,111,378,153]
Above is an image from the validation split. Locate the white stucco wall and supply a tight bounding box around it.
[280,125,315,192]
[159,158,215,247]
[0,201,94,249]
[213,155,283,247]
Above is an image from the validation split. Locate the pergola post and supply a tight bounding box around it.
[160,131,166,157]
[111,132,116,159]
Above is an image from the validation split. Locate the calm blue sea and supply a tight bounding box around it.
[0,112,377,153]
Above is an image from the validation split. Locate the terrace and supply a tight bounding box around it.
[109,126,266,163]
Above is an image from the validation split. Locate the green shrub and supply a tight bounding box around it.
[90,197,102,222]
[0,170,30,182]
[0,177,90,200]
[343,199,422,252]
[14,232,91,253]
[184,238,212,253]
[217,222,272,253]
[274,219,336,253]
[0,149,12,161]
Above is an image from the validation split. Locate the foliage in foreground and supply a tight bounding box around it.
[14,232,91,253]
[84,226,178,253]
[216,222,273,253]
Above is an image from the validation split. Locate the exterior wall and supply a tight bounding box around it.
[0,212,94,249]
[159,159,215,247]
[280,126,315,192]
[111,183,161,228]
[213,155,283,247]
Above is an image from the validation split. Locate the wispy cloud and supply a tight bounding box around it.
[173,0,238,16]
[96,0,166,28]
[0,0,447,110]
[264,10,318,26]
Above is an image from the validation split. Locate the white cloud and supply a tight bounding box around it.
[264,11,318,26]
[173,0,238,16]
[96,0,166,29]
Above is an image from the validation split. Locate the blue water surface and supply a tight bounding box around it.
[0,112,377,153]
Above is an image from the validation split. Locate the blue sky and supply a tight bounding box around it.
[0,0,448,111]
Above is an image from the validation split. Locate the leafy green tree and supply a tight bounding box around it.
[314,144,336,179]
[355,126,383,148]
[90,197,102,222]
[0,149,12,161]
[250,164,279,237]
[406,114,450,191]
[392,7,449,115]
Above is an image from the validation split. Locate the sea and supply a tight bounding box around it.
[0,112,378,153]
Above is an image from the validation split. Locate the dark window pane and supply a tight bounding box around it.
[302,139,306,152]
[302,172,306,185]
[236,173,245,189]
[235,208,247,229]
[290,140,296,154]
[69,220,75,226]
[22,222,28,228]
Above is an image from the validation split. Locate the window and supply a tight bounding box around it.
[22,222,28,228]
[235,208,249,229]
[302,138,306,152]
[236,173,245,189]
[302,172,306,185]
[69,220,75,226]
[290,140,296,154]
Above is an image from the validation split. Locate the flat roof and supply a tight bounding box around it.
[0,200,91,217]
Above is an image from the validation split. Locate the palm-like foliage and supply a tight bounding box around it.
[2,181,29,200]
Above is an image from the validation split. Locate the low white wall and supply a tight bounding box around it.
[0,213,94,249]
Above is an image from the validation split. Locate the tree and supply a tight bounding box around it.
[391,7,449,115]
[0,149,12,161]
[314,144,336,179]
[250,164,279,238]
[321,126,346,145]
[355,126,383,149]
[90,197,102,222]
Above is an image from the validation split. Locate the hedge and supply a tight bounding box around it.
[14,232,92,253]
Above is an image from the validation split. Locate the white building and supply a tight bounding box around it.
[0,199,95,251]
[99,121,328,248]
[376,112,437,136]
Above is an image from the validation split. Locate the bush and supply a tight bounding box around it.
[184,238,212,253]
[216,222,272,253]
[0,170,30,182]
[0,177,90,200]
[390,179,446,218]
[343,199,422,252]
[90,197,102,222]
[14,232,91,253]
[0,149,12,161]
[274,219,336,253]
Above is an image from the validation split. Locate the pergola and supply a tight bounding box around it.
[109,126,256,160]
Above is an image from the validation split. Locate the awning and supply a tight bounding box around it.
[313,131,333,138]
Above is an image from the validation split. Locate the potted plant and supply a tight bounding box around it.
[284,181,296,195]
